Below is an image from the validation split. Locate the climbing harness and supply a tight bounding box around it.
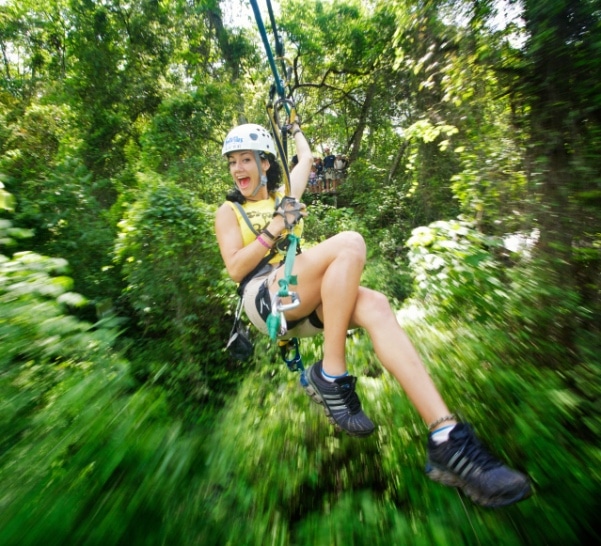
[249,0,306,374]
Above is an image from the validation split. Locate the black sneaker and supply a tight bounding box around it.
[302,361,375,437]
[426,423,532,508]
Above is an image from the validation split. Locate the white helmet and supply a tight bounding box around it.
[222,124,277,157]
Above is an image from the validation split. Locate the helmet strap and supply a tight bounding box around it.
[251,150,268,197]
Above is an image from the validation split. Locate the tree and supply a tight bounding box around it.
[520,0,601,256]
[115,178,243,410]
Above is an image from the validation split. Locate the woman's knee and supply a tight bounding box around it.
[364,288,391,313]
[333,231,366,263]
[353,288,393,327]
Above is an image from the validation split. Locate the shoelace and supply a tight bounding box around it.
[456,431,503,472]
[333,377,362,414]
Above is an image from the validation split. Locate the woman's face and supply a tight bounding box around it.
[227,150,270,198]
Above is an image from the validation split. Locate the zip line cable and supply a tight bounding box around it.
[265,0,288,78]
[248,0,304,347]
[248,0,297,194]
[249,0,287,100]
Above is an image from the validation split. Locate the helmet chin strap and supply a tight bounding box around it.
[250,151,268,197]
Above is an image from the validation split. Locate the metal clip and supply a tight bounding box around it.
[279,338,303,372]
[273,97,296,128]
[269,292,289,337]
[276,291,301,312]
[278,312,287,336]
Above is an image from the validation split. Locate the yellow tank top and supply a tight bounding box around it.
[225,191,303,265]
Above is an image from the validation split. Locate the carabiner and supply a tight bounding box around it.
[276,291,301,312]
[279,337,303,372]
[273,97,297,128]
[269,293,288,337]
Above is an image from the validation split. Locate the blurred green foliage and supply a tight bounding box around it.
[406,219,508,321]
[114,177,246,415]
[1,0,601,544]
[2,215,600,543]
[0,217,212,544]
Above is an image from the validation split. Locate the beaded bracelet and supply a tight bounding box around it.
[427,414,456,431]
[256,235,272,249]
[291,128,302,137]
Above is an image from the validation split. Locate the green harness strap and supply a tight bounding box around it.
[278,233,299,297]
[266,233,299,340]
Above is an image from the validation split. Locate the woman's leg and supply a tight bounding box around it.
[271,231,451,424]
[350,287,454,426]
[271,231,366,377]
[348,288,532,507]
[277,251,530,506]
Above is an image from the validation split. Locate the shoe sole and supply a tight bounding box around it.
[303,371,374,438]
[426,463,532,508]
[302,382,340,429]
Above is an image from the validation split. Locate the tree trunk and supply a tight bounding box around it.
[348,81,377,163]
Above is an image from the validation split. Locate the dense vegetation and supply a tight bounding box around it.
[1,0,600,543]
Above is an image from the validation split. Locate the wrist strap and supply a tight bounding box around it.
[261,228,276,240]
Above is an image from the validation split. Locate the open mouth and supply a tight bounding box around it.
[237,177,251,190]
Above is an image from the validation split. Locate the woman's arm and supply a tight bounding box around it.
[215,203,285,283]
[288,122,313,199]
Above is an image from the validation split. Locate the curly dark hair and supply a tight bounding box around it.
[225,153,283,204]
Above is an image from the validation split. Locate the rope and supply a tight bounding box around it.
[266,101,292,195]
[250,0,298,193]
[249,0,304,352]
[249,0,286,99]
[265,0,288,78]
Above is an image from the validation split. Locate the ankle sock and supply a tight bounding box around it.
[430,424,456,445]
[321,368,349,383]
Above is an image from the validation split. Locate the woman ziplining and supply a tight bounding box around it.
[214,118,531,508]
[213,0,531,509]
